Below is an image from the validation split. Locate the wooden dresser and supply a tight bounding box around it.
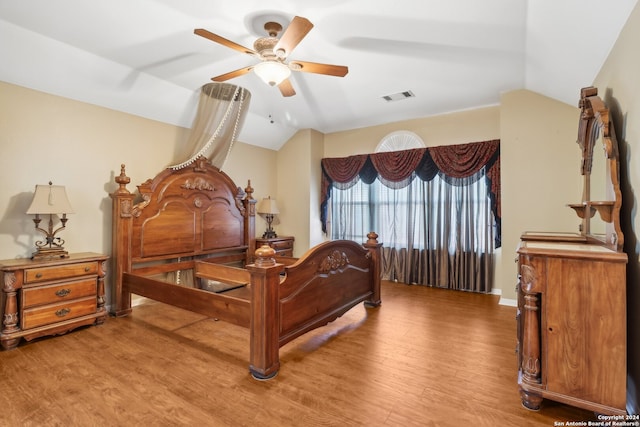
[517,238,627,414]
[255,236,294,257]
[517,88,628,415]
[0,252,108,350]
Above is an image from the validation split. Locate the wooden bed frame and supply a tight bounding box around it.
[109,157,382,379]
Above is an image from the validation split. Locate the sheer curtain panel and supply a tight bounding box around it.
[169,82,251,170]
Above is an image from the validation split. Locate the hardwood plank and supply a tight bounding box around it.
[0,281,597,426]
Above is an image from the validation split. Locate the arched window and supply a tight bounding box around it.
[375,131,425,152]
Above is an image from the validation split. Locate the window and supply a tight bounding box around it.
[322,139,500,292]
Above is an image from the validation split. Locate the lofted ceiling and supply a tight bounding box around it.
[0,0,637,150]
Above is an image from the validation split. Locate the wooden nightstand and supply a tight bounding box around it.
[0,252,108,350]
[255,236,294,257]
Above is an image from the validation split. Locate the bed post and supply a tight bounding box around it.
[363,231,382,308]
[243,180,256,264]
[109,164,135,316]
[246,245,284,380]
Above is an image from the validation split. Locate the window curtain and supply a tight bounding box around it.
[321,140,500,293]
[321,140,501,246]
[169,82,251,170]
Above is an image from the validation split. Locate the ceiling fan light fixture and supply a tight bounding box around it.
[254,61,291,86]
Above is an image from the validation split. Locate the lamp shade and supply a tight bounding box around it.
[26,183,74,215]
[253,61,291,86]
[256,197,279,215]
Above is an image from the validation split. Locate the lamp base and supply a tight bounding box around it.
[261,230,278,239]
[31,247,70,261]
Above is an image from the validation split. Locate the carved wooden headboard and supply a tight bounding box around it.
[110,156,256,315]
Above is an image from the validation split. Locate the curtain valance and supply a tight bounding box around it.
[321,139,501,243]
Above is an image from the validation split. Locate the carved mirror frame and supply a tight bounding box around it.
[569,86,624,251]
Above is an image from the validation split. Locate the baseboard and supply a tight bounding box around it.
[131,295,150,307]
[490,288,517,307]
[499,297,517,307]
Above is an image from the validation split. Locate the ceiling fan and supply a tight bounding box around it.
[194,16,348,97]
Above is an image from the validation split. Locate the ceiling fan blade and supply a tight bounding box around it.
[289,61,349,77]
[211,66,253,82]
[194,28,256,56]
[273,16,314,58]
[278,79,296,97]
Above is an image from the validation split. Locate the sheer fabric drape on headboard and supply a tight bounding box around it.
[169,83,251,170]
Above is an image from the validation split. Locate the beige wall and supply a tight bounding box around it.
[308,129,325,248]
[323,106,500,156]
[0,81,277,306]
[1,81,177,261]
[499,90,582,302]
[593,1,640,414]
[0,81,593,305]
[222,139,278,236]
[275,128,325,256]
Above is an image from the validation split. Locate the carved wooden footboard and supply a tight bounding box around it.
[246,232,381,380]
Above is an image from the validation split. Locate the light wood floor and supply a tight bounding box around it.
[0,281,597,426]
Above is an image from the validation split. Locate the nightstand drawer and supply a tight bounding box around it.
[22,278,97,308]
[22,296,97,329]
[25,262,98,284]
[256,237,295,257]
[271,240,293,250]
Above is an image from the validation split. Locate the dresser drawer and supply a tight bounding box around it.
[22,278,97,308]
[21,296,97,329]
[25,262,98,284]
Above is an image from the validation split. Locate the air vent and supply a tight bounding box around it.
[382,90,415,102]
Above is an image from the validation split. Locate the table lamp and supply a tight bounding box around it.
[26,182,74,260]
[256,196,279,239]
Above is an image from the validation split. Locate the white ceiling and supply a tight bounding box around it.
[0,0,637,150]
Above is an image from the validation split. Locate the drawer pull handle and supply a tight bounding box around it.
[84,267,90,272]
[55,308,71,317]
[55,288,71,297]
[35,273,42,279]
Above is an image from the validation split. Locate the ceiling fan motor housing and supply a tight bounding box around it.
[253,37,278,60]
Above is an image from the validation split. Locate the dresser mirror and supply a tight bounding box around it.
[587,119,608,237]
[568,86,624,251]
